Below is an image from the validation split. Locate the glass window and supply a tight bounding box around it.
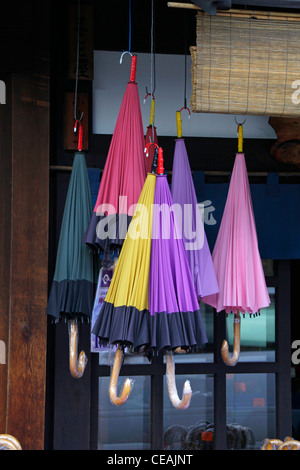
[98,348,150,366]
[170,303,215,364]
[262,259,275,277]
[226,373,276,450]
[225,287,275,362]
[163,374,214,450]
[98,376,151,450]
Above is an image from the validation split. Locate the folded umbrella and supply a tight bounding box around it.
[47,146,96,378]
[202,124,270,365]
[171,117,218,300]
[84,54,147,252]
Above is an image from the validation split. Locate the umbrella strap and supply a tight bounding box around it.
[74,120,83,151]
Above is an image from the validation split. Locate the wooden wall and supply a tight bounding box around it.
[0,1,50,450]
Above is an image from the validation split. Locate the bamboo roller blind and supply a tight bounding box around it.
[190,11,300,117]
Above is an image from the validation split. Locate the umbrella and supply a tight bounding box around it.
[92,147,208,408]
[144,92,158,173]
[83,53,146,252]
[171,114,219,301]
[202,124,270,366]
[46,130,96,378]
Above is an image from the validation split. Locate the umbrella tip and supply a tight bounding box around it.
[157,147,164,175]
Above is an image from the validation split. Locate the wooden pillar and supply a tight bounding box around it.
[0,1,50,450]
[0,74,12,435]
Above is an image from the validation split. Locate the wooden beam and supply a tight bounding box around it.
[167,2,300,21]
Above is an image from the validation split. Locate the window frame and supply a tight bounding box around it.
[89,260,292,450]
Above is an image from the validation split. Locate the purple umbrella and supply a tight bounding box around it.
[171,137,219,300]
[92,147,208,409]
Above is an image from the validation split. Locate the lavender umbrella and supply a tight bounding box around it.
[171,138,219,300]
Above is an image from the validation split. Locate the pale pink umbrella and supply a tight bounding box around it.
[202,124,270,366]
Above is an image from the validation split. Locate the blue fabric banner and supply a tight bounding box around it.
[193,171,300,260]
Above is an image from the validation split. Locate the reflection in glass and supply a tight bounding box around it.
[172,303,215,364]
[98,376,150,450]
[98,348,149,366]
[226,373,276,449]
[225,287,275,362]
[262,259,275,277]
[163,374,214,450]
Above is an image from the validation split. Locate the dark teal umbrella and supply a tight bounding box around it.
[47,151,96,378]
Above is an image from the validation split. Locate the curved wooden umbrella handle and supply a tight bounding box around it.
[68,319,87,379]
[261,438,283,450]
[221,313,241,366]
[0,434,22,450]
[166,353,192,410]
[278,439,300,450]
[109,347,132,406]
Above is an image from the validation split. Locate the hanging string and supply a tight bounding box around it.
[244,15,252,115]
[200,13,204,111]
[128,0,132,53]
[183,11,187,109]
[281,17,290,116]
[227,13,232,114]
[74,0,82,122]
[150,0,156,144]
[207,15,212,113]
[263,15,271,116]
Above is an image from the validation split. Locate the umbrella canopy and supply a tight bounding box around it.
[83,55,147,252]
[202,125,270,365]
[171,138,219,300]
[47,151,96,377]
[92,147,208,407]
[47,152,95,321]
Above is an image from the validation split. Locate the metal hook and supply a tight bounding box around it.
[74,110,84,124]
[234,116,246,126]
[144,88,155,103]
[120,50,133,64]
[179,106,191,119]
[165,353,192,409]
[221,313,241,366]
[109,346,132,406]
[144,141,158,158]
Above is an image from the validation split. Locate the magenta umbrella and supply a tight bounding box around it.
[84,54,146,252]
[202,124,270,365]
